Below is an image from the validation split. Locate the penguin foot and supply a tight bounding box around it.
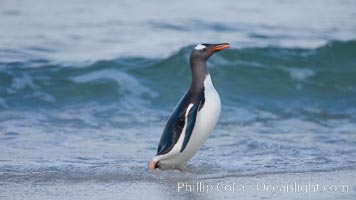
[148,160,156,170]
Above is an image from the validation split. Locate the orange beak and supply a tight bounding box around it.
[148,160,156,170]
[210,43,230,52]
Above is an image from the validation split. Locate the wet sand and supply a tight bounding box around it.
[1,169,355,200]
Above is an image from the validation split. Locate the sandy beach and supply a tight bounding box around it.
[1,168,355,200]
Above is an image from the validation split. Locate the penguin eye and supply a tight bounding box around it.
[202,47,207,52]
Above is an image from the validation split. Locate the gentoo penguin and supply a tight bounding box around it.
[148,43,230,171]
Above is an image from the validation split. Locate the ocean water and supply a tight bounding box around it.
[1,0,356,199]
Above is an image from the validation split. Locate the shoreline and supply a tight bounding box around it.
[1,168,355,200]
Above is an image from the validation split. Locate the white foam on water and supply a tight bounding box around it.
[70,69,158,98]
[1,0,356,62]
[287,68,316,81]
[10,73,37,91]
[32,91,56,103]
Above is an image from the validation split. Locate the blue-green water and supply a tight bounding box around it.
[1,41,356,122]
[1,0,356,199]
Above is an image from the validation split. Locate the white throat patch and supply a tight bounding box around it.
[194,44,206,50]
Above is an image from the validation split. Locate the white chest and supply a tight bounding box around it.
[178,75,221,161]
[191,75,221,143]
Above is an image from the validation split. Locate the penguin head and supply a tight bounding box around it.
[191,43,230,61]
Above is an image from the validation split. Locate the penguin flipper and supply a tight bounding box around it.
[180,95,205,153]
[156,90,205,156]
[156,101,189,156]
